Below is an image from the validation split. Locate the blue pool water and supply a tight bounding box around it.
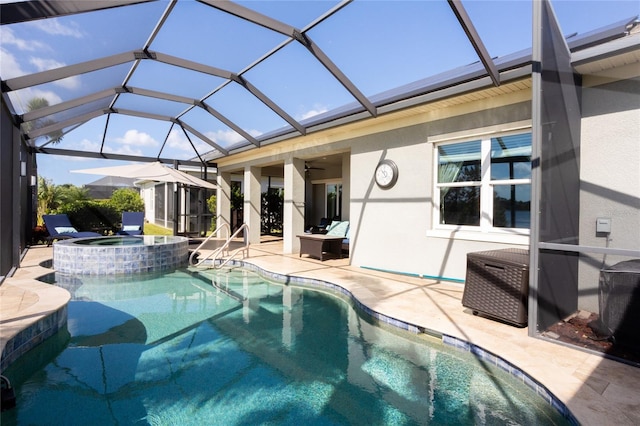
[3,268,570,425]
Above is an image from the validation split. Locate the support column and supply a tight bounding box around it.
[341,152,350,220]
[283,157,305,254]
[216,171,232,237]
[244,166,262,244]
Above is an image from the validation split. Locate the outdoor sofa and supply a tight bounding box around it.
[42,214,102,246]
[117,212,144,236]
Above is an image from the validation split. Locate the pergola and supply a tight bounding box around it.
[1,0,524,168]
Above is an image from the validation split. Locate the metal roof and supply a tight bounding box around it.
[1,1,637,168]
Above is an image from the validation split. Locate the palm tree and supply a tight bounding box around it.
[37,176,59,224]
[23,97,64,144]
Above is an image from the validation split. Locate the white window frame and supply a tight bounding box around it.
[428,124,532,244]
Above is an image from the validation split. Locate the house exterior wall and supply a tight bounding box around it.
[578,71,640,312]
[216,85,533,281]
[349,99,532,280]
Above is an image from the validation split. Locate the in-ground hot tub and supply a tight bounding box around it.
[52,235,189,275]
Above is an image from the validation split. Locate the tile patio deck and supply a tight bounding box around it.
[1,241,639,425]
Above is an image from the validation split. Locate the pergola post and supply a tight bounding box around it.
[243,165,262,244]
[216,171,232,237]
[283,156,305,254]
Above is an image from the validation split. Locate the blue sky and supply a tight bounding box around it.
[1,0,638,187]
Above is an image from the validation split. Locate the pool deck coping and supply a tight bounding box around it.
[1,241,639,425]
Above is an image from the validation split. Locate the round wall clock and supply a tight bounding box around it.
[375,159,398,189]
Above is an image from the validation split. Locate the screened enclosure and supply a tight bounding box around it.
[531,1,640,363]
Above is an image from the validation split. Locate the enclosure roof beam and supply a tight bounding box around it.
[448,0,500,86]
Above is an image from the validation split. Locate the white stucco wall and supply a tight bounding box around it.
[215,85,534,281]
[348,101,532,281]
[577,74,640,312]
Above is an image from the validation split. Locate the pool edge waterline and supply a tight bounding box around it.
[2,256,579,424]
[219,259,580,425]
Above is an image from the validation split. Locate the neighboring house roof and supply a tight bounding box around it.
[85,176,138,188]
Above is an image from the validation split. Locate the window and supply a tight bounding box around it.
[436,132,531,233]
[326,183,342,220]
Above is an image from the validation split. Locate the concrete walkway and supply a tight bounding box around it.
[1,241,639,425]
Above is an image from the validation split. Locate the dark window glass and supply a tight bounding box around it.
[493,184,531,228]
[440,186,480,225]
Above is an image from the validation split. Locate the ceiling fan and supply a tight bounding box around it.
[305,162,324,172]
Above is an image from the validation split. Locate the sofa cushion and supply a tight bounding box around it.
[326,221,349,237]
[55,226,77,234]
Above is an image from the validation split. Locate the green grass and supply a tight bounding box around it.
[143,222,173,236]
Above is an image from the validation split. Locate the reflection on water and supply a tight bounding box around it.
[4,268,569,425]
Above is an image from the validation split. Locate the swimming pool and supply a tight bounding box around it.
[3,267,572,425]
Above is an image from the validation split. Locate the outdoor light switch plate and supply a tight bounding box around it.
[596,217,611,234]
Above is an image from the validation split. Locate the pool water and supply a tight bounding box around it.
[3,268,569,425]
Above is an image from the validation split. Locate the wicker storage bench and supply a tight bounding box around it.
[598,259,640,345]
[462,248,529,327]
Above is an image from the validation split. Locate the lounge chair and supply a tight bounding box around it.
[43,214,102,246]
[324,220,350,257]
[117,212,144,236]
[306,217,329,234]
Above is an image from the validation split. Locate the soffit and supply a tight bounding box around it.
[215,78,533,169]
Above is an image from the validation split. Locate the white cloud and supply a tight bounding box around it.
[78,138,102,152]
[57,136,132,158]
[28,19,84,38]
[30,57,65,71]
[0,47,25,79]
[28,57,81,90]
[31,88,63,106]
[299,105,329,121]
[115,129,159,148]
[167,127,262,154]
[204,128,262,146]
[103,143,143,157]
[206,129,243,145]
[166,128,191,151]
[166,128,211,155]
[7,87,63,114]
[0,27,46,52]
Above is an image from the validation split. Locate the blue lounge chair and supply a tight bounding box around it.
[117,212,144,236]
[43,214,102,246]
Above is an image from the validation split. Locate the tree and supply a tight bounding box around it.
[37,176,59,225]
[23,97,64,144]
[109,188,144,213]
[207,194,217,231]
[261,188,283,235]
[57,184,90,208]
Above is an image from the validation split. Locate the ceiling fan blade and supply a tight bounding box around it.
[305,163,324,171]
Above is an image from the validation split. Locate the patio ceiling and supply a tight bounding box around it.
[1,1,636,168]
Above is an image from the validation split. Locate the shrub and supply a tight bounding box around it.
[60,200,120,233]
[207,194,216,231]
[109,188,144,213]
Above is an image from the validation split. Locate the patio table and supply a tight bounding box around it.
[297,234,344,261]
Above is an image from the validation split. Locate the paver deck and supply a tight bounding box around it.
[1,241,639,425]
